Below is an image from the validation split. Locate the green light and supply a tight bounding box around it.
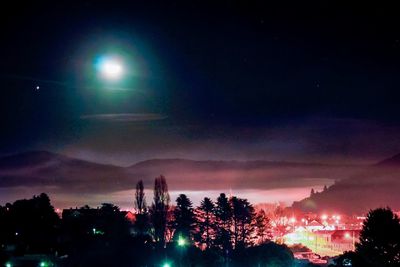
[162,263,171,267]
[92,227,104,235]
[177,235,186,247]
[40,261,49,267]
[5,262,12,267]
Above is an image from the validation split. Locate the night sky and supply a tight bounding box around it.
[1,1,400,165]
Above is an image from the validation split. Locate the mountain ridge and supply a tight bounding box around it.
[1,150,399,213]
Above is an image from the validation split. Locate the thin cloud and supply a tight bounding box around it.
[80,113,167,122]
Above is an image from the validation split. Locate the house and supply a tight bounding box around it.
[305,220,325,231]
[125,211,136,223]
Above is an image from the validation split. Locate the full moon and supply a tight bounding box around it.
[98,57,124,81]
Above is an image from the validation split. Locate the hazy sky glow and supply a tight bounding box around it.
[1,2,400,208]
[0,186,328,210]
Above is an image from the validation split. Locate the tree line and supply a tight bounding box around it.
[0,176,291,267]
[134,176,272,252]
[1,175,399,266]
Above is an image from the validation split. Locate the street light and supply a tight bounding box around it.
[177,235,186,247]
[345,231,355,250]
[162,262,171,267]
[40,262,49,267]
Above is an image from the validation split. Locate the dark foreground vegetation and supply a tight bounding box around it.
[0,176,399,267]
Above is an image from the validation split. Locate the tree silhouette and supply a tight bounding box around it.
[235,242,294,267]
[172,194,196,243]
[231,197,256,249]
[150,175,170,246]
[0,192,297,267]
[98,203,131,240]
[255,209,272,244]
[197,197,215,249]
[230,197,242,248]
[134,180,150,238]
[310,188,315,197]
[214,193,233,257]
[355,207,400,266]
[135,180,146,214]
[0,193,60,254]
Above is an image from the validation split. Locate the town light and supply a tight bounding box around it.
[321,214,328,220]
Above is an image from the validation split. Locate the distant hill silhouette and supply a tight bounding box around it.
[128,158,361,191]
[293,154,400,214]
[2,150,396,213]
[375,153,400,166]
[1,151,358,194]
[0,151,129,192]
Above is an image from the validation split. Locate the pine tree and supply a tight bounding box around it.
[310,188,315,197]
[172,194,196,242]
[197,197,215,249]
[255,209,273,244]
[231,197,256,249]
[214,193,233,253]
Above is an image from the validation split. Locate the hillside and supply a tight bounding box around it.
[293,154,400,214]
[0,151,130,192]
[376,153,400,167]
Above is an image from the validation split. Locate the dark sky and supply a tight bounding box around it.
[1,1,400,165]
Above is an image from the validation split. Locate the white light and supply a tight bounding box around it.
[99,58,124,80]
